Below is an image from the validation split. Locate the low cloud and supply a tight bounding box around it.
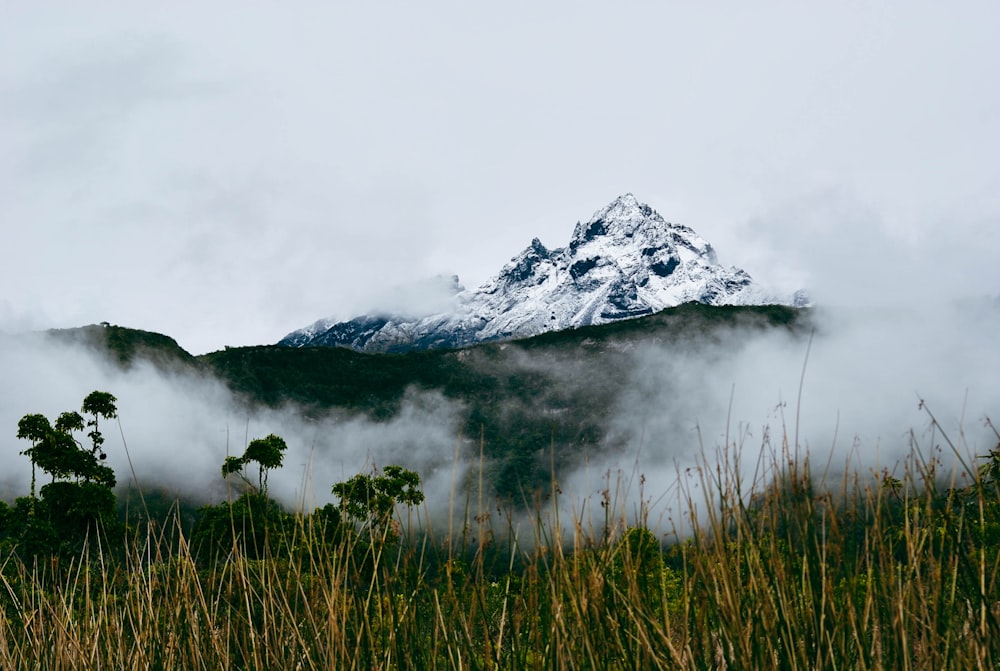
[729,187,1000,310]
[0,335,466,519]
[556,300,1000,538]
[357,274,465,320]
[3,299,998,544]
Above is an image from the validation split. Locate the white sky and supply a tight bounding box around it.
[3,2,999,354]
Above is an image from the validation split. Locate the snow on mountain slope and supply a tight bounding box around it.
[280,194,807,352]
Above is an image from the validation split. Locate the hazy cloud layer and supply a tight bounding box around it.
[1,298,998,544]
[0,337,466,516]
[2,3,998,353]
[555,302,1000,536]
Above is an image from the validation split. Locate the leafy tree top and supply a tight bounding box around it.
[82,390,117,455]
[332,464,424,531]
[15,391,118,488]
[244,434,287,471]
[221,433,288,496]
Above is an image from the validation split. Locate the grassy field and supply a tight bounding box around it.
[2,419,998,670]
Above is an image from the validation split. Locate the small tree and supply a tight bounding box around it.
[82,390,117,460]
[11,391,120,558]
[16,392,117,488]
[221,433,288,497]
[16,414,51,502]
[199,434,291,563]
[332,464,424,533]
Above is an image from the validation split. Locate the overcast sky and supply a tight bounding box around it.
[3,2,999,354]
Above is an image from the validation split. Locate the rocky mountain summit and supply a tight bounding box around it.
[280,194,807,352]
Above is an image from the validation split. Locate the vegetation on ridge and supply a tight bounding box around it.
[199,303,809,498]
[31,303,809,500]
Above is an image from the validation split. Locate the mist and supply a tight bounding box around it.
[556,300,1000,536]
[6,4,998,355]
[0,335,467,520]
[2,299,998,544]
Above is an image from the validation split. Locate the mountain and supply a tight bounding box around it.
[281,194,808,352]
[206,303,809,498]
[42,323,197,371]
[11,305,808,503]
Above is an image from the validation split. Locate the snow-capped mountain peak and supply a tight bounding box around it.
[280,195,806,352]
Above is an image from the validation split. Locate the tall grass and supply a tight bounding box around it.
[2,428,999,669]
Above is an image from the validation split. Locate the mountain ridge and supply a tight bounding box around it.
[281,194,807,352]
[20,304,809,498]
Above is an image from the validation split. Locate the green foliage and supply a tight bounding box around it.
[2,506,57,558]
[977,437,1000,491]
[0,500,9,549]
[23,395,117,487]
[116,485,202,547]
[198,434,293,563]
[200,304,810,500]
[332,465,424,531]
[221,455,244,477]
[191,492,293,563]
[610,528,662,591]
[6,391,121,559]
[38,481,118,540]
[220,433,288,496]
[54,411,84,433]
[33,429,96,482]
[243,434,287,471]
[82,389,117,456]
[15,413,51,443]
[45,323,197,371]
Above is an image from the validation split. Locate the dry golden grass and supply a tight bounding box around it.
[2,430,999,670]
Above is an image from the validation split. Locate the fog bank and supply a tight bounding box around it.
[2,301,998,541]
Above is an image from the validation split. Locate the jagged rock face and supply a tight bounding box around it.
[278,316,390,350]
[280,194,806,352]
